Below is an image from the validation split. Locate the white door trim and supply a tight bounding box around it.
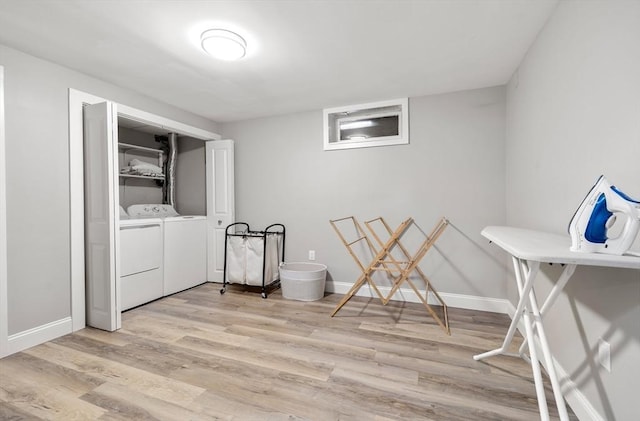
[0,66,9,357]
[68,88,220,332]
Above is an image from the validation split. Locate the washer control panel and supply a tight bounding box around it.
[127,204,179,218]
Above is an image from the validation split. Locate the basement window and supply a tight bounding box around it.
[323,98,409,150]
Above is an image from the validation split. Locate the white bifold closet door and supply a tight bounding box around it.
[206,139,235,282]
[83,101,121,332]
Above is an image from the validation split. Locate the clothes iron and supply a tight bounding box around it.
[569,175,640,255]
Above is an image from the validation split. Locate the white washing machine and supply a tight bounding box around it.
[119,212,164,311]
[127,204,207,296]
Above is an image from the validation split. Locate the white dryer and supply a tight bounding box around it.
[163,215,207,295]
[127,204,207,296]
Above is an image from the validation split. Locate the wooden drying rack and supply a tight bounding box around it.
[329,216,450,335]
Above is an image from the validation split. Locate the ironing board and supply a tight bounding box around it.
[329,216,450,334]
[475,226,640,421]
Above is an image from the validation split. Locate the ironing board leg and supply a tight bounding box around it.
[518,264,577,355]
[475,257,572,421]
[473,259,540,361]
[525,271,570,421]
[513,258,554,421]
[474,259,550,420]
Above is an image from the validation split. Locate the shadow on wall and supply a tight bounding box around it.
[548,265,639,421]
[436,221,512,297]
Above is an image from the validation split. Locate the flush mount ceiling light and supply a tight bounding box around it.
[200,29,247,61]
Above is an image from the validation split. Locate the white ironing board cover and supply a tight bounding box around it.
[482,226,640,269]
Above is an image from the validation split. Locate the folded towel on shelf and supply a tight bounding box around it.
[121,159,164,177]
[120,166,164,177]
[129,159,163,173]
[132,166,164,177]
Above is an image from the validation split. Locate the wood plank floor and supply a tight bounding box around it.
[0,283,577,420]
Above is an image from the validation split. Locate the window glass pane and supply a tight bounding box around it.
[323,98,408,150]
[339,115,399,141]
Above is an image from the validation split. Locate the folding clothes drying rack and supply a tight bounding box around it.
[221,222,285,298]
[329,216,450,334]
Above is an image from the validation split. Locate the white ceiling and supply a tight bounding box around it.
[0,0,558,122]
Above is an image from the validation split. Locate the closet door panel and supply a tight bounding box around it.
[206,139,235,282]
[83,101,121,331]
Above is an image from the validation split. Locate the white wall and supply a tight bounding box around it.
[221,86,508,306]
[0,66,8,357]
[0,44,217,342]
[505,1,640,420]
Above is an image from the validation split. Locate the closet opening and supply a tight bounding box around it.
[71,90,233,333]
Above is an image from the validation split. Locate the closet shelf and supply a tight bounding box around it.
[119,174,165,181]
[118,142,163,156]
[118,142,165,182]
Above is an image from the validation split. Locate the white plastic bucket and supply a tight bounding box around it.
[279,262,327,301]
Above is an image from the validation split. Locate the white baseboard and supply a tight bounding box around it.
[326,280,511,313]
[505,302,603,421]
[8,317,72,355]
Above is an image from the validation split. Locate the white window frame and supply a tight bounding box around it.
[323,98,409,151]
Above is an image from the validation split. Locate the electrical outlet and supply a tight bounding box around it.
[308,250,316,261]
[598,338,611,372]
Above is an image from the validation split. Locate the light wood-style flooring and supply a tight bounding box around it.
[0,283,577,420]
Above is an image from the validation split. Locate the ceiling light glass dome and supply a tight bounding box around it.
[200,29,247,61]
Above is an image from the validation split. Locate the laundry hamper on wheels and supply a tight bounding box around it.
[221,222,285,298]
[279,262,327,301]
